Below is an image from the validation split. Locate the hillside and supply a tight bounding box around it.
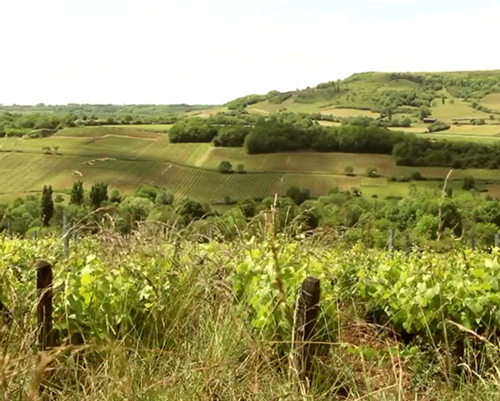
[1,70,500,204]
[0,124,500,205]
[227,70,500,123]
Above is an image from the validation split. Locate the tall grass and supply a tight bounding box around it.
[2,220,500,399]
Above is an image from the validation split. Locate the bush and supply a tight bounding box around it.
[463,176,476,191]
[218,161,233,174]
[286,186,311,205]
[344,166,355,176]
[410,171,425,181]
[367,167,379,178]
[427,121,450,133]
[135,185,160,202]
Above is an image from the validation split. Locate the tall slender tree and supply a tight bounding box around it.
[40,185,54,226]
[90,182,108,209]
[70,180,84,206]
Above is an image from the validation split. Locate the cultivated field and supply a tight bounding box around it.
[3,122,500,203]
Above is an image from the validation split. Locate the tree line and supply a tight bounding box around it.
[168,115,500,169]
[3,181,500,251]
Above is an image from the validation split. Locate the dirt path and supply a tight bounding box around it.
[251,108,270,114]
[195,146,214,167]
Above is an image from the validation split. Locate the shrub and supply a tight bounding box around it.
[367,167,379,178]
[344,166,355,176]
[218,161,233,174]
[427,121,450,133]
[286,186,311,205]
[463,176,476,191]
[410,171,425,181]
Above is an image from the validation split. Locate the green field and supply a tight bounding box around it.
[481,93,500,112]
[247,99,380,118]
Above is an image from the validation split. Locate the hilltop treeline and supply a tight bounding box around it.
[225,70,500,115]
[0,104,210,136]
[167,115,500,169]
[389,71,500,99]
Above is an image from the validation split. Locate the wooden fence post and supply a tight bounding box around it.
[63,214,70,259]
[291,277,321,387]
[0,298,12,324]
[389,229,395,252]
[471,235,475,251]
[495,232,499,249]
[405,232,411,255]
[37,260,55,350]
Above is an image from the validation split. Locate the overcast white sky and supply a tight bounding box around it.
[0,0,499,105]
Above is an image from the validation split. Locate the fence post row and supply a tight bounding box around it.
[292,276,321,387]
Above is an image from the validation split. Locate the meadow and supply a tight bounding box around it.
[481,93,500,112]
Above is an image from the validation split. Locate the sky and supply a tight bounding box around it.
[0,0,499,105]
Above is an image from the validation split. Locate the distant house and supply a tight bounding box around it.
[422,117,437,123]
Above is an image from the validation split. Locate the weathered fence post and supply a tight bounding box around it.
[63,214,70,259]
[291,277,321,388]
[0,298,12,324]
[7,219,12,237]
[37,260,55,350]
[405,232,411,255]
[33,230,38,241]
[471,235,475,251]
[389,229,395,252]
[495,232,499,249]
[37,260,56,398]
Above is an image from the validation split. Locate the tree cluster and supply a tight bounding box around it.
[392,137,500,169]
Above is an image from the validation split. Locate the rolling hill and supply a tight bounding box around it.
[1,70,500,203]
[226,70,500,123]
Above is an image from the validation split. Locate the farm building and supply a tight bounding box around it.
[422,117,437,123]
